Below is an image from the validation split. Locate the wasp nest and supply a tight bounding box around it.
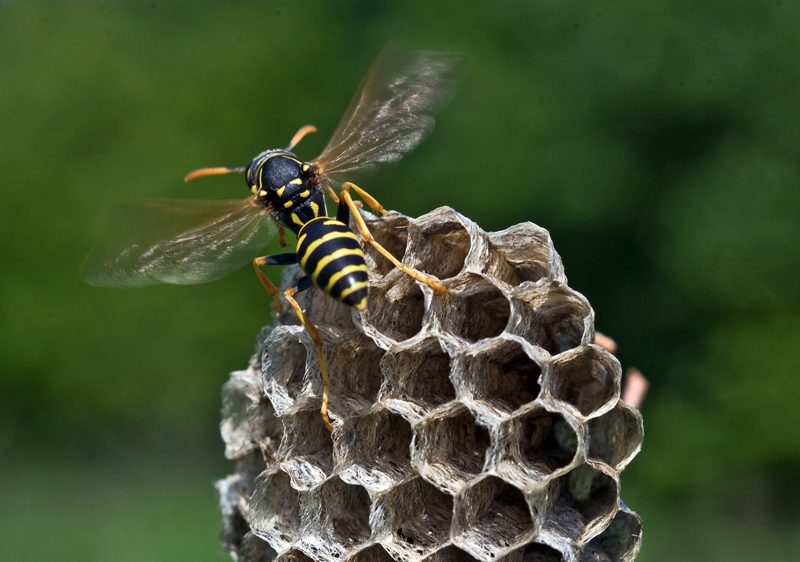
[216,207,644,562]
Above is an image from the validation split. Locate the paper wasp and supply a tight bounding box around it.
[82,49,467,430]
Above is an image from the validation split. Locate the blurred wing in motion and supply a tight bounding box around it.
[81,198,276,287]
[314,49,468,181]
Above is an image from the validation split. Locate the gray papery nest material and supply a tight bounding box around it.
[217,207,643,562]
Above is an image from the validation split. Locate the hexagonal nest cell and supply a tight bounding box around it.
[216,207,643,562]
[374,477,454,559]
[411,404,491,494]
[452,475,537,559]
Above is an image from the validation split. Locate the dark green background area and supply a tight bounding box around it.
[2,1,798,560]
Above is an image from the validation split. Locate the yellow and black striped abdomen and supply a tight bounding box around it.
[296,217,369,310]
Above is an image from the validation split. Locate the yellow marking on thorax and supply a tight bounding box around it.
[258,190,267,197]
[299,231,359,268]
[324,264,369,292]
[339,281,370,300]
[300,190,310,198]
[290,178,303,185]
[251,185,258,195]
[311,248,364,282]
[284,200,293,208]
[277,185,285,197]
[291,213,303,226]
[310,201,320,217]
[302,164,310,172]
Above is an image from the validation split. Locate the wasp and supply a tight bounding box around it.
[82,49,467,430]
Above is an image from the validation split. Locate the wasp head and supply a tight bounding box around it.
[247,149,314,199]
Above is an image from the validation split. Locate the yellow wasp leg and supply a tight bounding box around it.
[345,182,387,215]
[254,253,332,431]
[325,185,364,208]
[284,284,333,432]
[323,183,360,207]
[253,257,285,314]
[340,183,446,295]
[324,184,340,204]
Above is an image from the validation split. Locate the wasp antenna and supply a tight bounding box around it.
[184,167,245,183]
[286,125,317,151]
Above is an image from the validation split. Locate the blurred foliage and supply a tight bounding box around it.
[1,1,799,561]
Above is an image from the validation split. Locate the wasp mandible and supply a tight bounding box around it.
[82,49,468,430]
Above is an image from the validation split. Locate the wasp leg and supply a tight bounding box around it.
[342,182,386,215]
[278,226,288,248]
[286,125,317,150]
[253,253,298,314]
[338,183,446,294]
[324,183,340,204]
[322,181,363,208]
[284,276,334,432]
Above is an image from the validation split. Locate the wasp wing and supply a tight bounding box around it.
[313,49,468,181]
[81,198,276,287]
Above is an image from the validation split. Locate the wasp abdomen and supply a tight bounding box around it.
[297,218,369,310]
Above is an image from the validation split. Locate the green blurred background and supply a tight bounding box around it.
[2,1,798,560]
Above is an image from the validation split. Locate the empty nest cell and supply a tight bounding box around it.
[261,326,315,415]
[511,282,591,354]
[485,223,557,287]
[585,507,642,562]
[246,398,283,466]
[545,464,619,541]
[237,531,278,562]
[453,475,536,560]
[276,408,334,490]
[374,477,454,560]
[325,333,384,421]
[546,346,620,418]
[412,404,491,494]
[234,452,270,506]
[437,273,511,342]
[587,401,644,471]
[362,272,426,343]
[249,469,301,553]
[405,208,472,281]
[336,408,414,493]
[379,337,456,422]
[361,211,411,277]
[460,338,542,419]
[496,408,579,485]
[299,477,373,560]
